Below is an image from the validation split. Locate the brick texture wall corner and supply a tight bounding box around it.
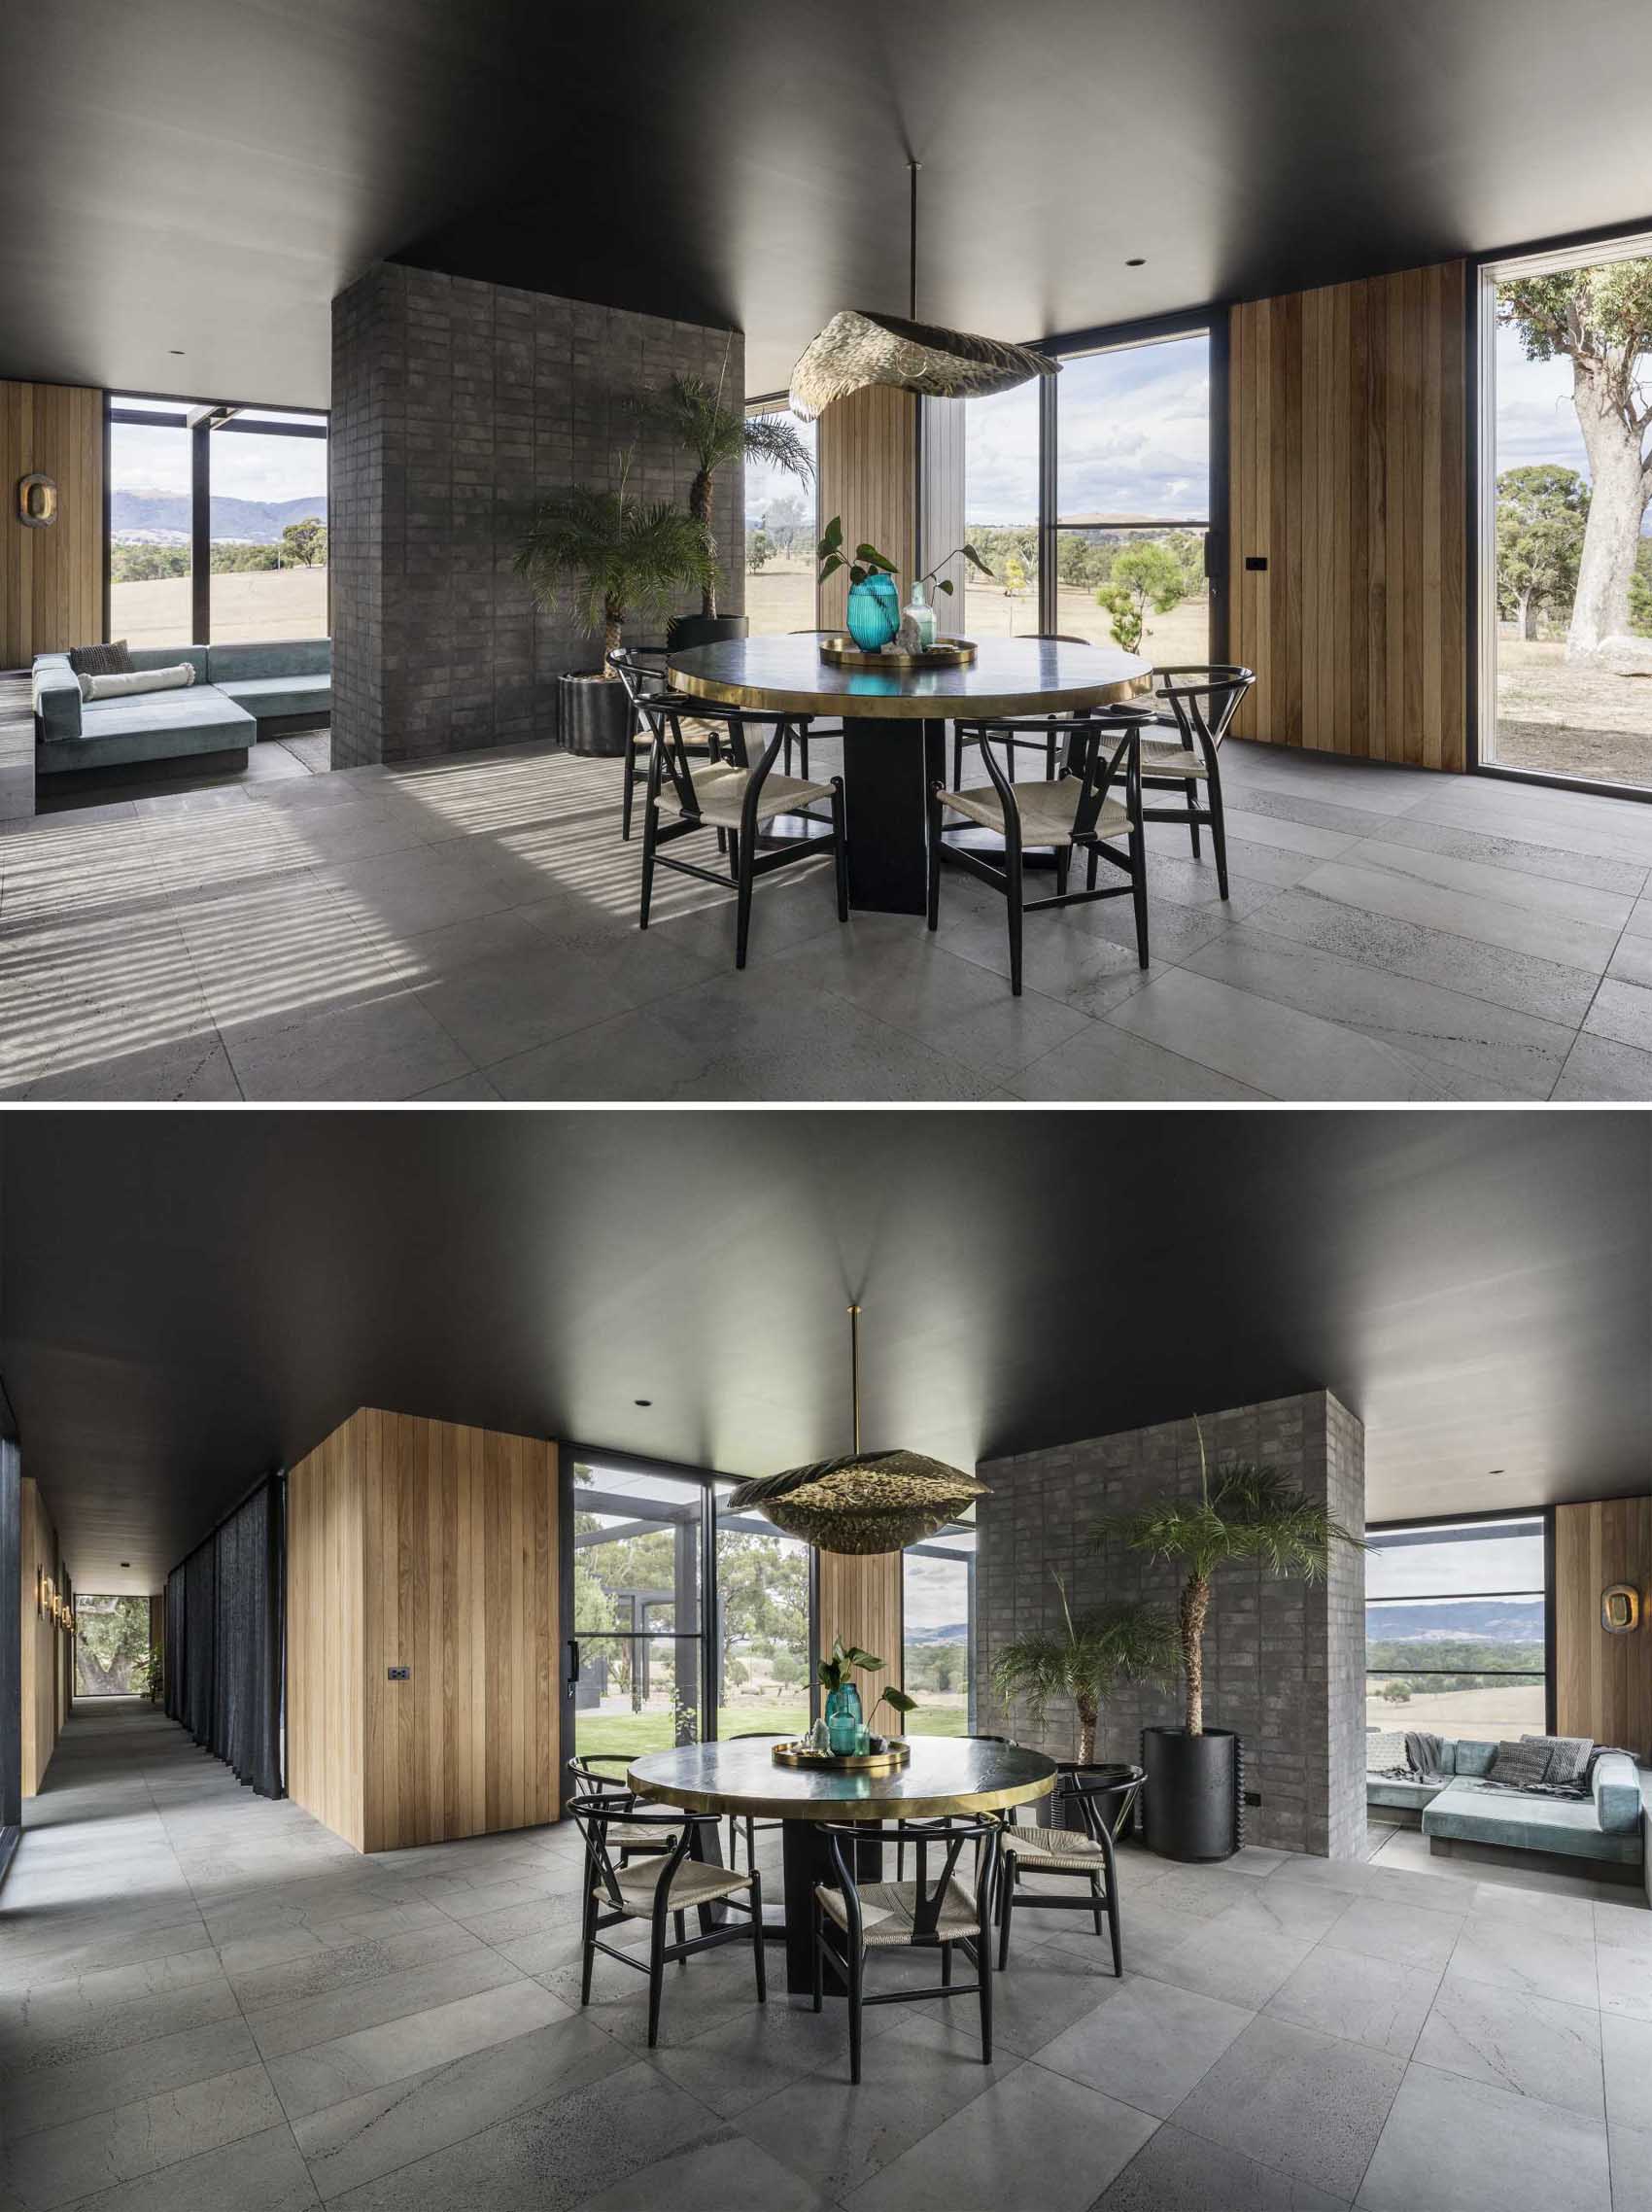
[328,263,744,767]
[976,1391,1367,1859]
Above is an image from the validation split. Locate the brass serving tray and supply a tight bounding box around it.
[771,1738,912,1774]
[817,636,979,671]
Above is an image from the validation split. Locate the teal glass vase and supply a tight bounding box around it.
[845,573,900,653]
[825,1680,863,1754]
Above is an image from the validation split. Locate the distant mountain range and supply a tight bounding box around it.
[908,1622,969,1645]
[1366,1599,1543,1642]
[111,491,327,545]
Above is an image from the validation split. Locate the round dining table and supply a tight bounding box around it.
[629,1736,1056,1995]
[668,635,1153,916]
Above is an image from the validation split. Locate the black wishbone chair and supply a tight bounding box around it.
[636,678,847,971]
[996,1762,1144,1974]
[608,648,726,845]
[722,1732,788,1874]
[568,1790,765,2048]
[1129,664,1255,899]
[566,1755,679,1867]
[812,1817,1001,2085]
[929,717,1148,992]
[895,1735,1008,1881]
[950,634,1091,788]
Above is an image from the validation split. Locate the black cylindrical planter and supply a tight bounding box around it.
[558,673,631,756]
[666,613,749,651]
[1141,1726,1241,1861]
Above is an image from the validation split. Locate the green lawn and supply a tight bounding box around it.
[575,1702,967,1759]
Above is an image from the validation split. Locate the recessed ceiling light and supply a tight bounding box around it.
[168,348,185,356]
[635,1398,652,1407]
[1488,1469,1504,1476]
[120,1561,130,1568]
[1125,258,1146,267]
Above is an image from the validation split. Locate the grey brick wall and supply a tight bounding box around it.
[329,263,744,768]
[976,1392,1366,1857]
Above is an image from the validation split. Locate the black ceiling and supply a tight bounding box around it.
[1,1111,1646,1593]
[3,0,1650,406]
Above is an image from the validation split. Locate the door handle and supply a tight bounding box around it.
[567,1638,580,1687]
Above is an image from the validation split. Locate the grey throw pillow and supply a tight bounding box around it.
[1489,1739,1553,1788]
[67,639,133,677]
[1521,1734,1593,1786]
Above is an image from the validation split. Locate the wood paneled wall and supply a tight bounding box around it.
[19,1476,62,1796]
[817,1550,904,1730]
[1,381,103,669]
[814,389,966,629]
[1556,1497,1652,1758]
[288,1408,560,1853]
[1229,261,1466,771]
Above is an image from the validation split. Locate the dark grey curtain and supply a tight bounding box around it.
[165,1474,284,1798]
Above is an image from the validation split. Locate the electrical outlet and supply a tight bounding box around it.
[387,1666,411,1681]
[1244,1789,1261,1807]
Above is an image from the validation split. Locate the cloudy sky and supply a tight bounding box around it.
[904,1544,972,1637]
[1366,1518,1545,1603]
[111,403,327,502]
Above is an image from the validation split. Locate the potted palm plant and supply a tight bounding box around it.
[632,365,815,639]
[1088,1421,1362,1862]
[512,455,717,754]
[990,1575,1178,1766]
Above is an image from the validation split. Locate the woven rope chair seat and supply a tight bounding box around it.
[941,775,1129,847]
[815,1878,979,1948]
[603,1819,679,1851]
[1001,1823,1109,1865]
[608,1856,756,1915]
[672,766,835,830]
[1138,741,1209,778]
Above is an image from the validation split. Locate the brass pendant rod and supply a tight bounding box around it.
[847,1302,862,1455]
[909,160,920,322]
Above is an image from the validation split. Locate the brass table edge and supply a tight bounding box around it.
[626,1763,1056,1823]
[665,664,1154,721]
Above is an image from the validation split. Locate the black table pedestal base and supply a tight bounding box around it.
[781,1821,881,1996]
[843,717,945,915]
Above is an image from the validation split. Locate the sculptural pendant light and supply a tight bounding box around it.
[727,1303,987,1555]
[788,160,1059,421]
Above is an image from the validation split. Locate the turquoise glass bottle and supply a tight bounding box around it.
[825,1679,864,1754]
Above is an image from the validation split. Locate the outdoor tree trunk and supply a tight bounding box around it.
[1518,589,1537,640]
[1566,359,1650,660]
[691,467,717,619]
[1180,1573,1211,1734]
[1077,1698,1097,1766]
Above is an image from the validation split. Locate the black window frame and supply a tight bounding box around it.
[1364,1504,1555,1738]
[104,390,329,647]
[558,1442,820,1762]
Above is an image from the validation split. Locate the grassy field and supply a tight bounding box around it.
[1493,632,1652,788]
[745,560,1209,663]
[110,567,327,646]
[575,1699,968,1759]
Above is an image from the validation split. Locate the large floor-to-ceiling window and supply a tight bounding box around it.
[107,395,328,649]
[74,1595,153,1697]
[903,1522,976,1737]
[743,399,818,635]
[961,320,1216,659]
[570,1460,707,1757]
[1477,233,1652,792]
[1364,1512,1551,1765]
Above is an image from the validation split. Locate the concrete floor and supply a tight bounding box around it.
[2,1701,1647,2211]
[4,726,1652,1099]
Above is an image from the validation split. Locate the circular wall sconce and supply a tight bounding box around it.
[17,472,58,528]
[1600,1584,1640,1634]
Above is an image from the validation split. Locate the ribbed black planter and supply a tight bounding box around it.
[666,613,749,651]
[558,673,631,757]
[1141,1726,1242,1861]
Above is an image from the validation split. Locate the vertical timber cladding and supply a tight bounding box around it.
[19,1475,62,1796]
[1230,260,1466,770]
[287,1409,559,1852]
[0,380,105,669]
[816,1548,904,1727]
[1555,1497,1652,1756]
[814,388,967,629]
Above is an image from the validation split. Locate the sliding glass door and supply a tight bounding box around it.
[1477,236,1652,789]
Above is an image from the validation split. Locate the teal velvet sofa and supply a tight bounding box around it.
[1381,1738,1648,1876]
[32,639,330,777]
